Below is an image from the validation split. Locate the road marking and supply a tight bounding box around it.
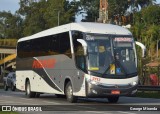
[0,100,8,102]
[87,111,136,114]
[41,101,60,104]
[0,100,39,105]
[2,95,12,97]
[86,111,111,114]
[19,98,34,101]
[118,111,136,114]
[76,106,96,110]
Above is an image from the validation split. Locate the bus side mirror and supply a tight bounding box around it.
[135,41,146,58]
[77,39,88,55]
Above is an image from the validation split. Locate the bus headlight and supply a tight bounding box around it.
[132,89,137,94]
[90,81,99,85]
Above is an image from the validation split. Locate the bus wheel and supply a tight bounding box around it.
[4,82,8,91]
[65,82,77,103]
[107,96,119,103]
[26,81,35,98]
[55,94,66,98]
[35,93,40,98]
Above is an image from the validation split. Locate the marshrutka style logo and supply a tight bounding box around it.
[32,59,56,69]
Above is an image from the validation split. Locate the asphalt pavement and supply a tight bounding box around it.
[0,89,160,114]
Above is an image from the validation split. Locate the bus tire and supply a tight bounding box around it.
[55,94,66,98]
[4,82,8,91]
[35,93,40,98]
[65,82,77,103]
[107,96,119,103]
[26,81,36,98]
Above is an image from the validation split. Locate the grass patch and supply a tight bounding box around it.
[136,91,160,99]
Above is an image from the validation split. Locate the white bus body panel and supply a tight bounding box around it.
[16,71,62,94]
[18,22,132,42]
[86,74,138,86]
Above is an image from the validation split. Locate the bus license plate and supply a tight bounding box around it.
[111,90,120,95]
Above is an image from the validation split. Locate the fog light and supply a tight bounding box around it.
[132,89,137,94]
[90,81,99,85]
[132,81,137,86]
[92,89,97,94]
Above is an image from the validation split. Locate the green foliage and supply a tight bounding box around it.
[142,5,160,25]
[131,5,160,79]
[18,0,79,36]
[0,11,22,39]
[80,0,99,22]
[79,0,156,23]
[132,5,160,58]
[136,0,156,8]
[137,91,160,99]
[0,0,159,43]
[0,0,79,38]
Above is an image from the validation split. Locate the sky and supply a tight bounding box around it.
[0,0,20,14]
[0,0,160,21]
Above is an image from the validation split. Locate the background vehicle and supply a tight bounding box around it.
[16,22,145,103]
[3,72,16,91]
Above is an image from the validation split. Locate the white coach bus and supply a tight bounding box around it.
[16,22,144,103]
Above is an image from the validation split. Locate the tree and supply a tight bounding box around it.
[44,0,79,28]
[0,11,23,39]
[80,0,99,22]
[132,5,160,59]
[17,0,79,36]
[79,0,130,23]
[19,0,47,36]
[136,0,156,8]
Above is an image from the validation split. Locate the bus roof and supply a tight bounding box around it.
[18,22,132,42]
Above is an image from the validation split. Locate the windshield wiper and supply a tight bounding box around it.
[101,59,128,77]
[116,60,127,75]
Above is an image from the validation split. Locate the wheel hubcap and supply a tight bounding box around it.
[67,86,72,99]
[27,84,30,95]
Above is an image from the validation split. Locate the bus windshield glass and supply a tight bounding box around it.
[85,34,137,78]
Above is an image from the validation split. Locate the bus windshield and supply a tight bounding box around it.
[85,34,137,78]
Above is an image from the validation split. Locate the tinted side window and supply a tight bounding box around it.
[59,32,71,58]
[17,32,71,58]
[17,40,32,58]
[51,35,59,55]
[31,35,60,57]
[72,31,86,71]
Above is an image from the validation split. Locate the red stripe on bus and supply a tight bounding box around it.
[32,59,56,69]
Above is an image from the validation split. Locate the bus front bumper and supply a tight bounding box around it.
[86,82,138,97]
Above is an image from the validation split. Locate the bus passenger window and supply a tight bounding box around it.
[72,31,86,71]
[75,44,85,71]
[99,45,105,66]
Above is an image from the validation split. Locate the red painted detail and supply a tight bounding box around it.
[32,59,56,69]
[91,77,100,82]
[150,74,159,86]
[111,90,120,95]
